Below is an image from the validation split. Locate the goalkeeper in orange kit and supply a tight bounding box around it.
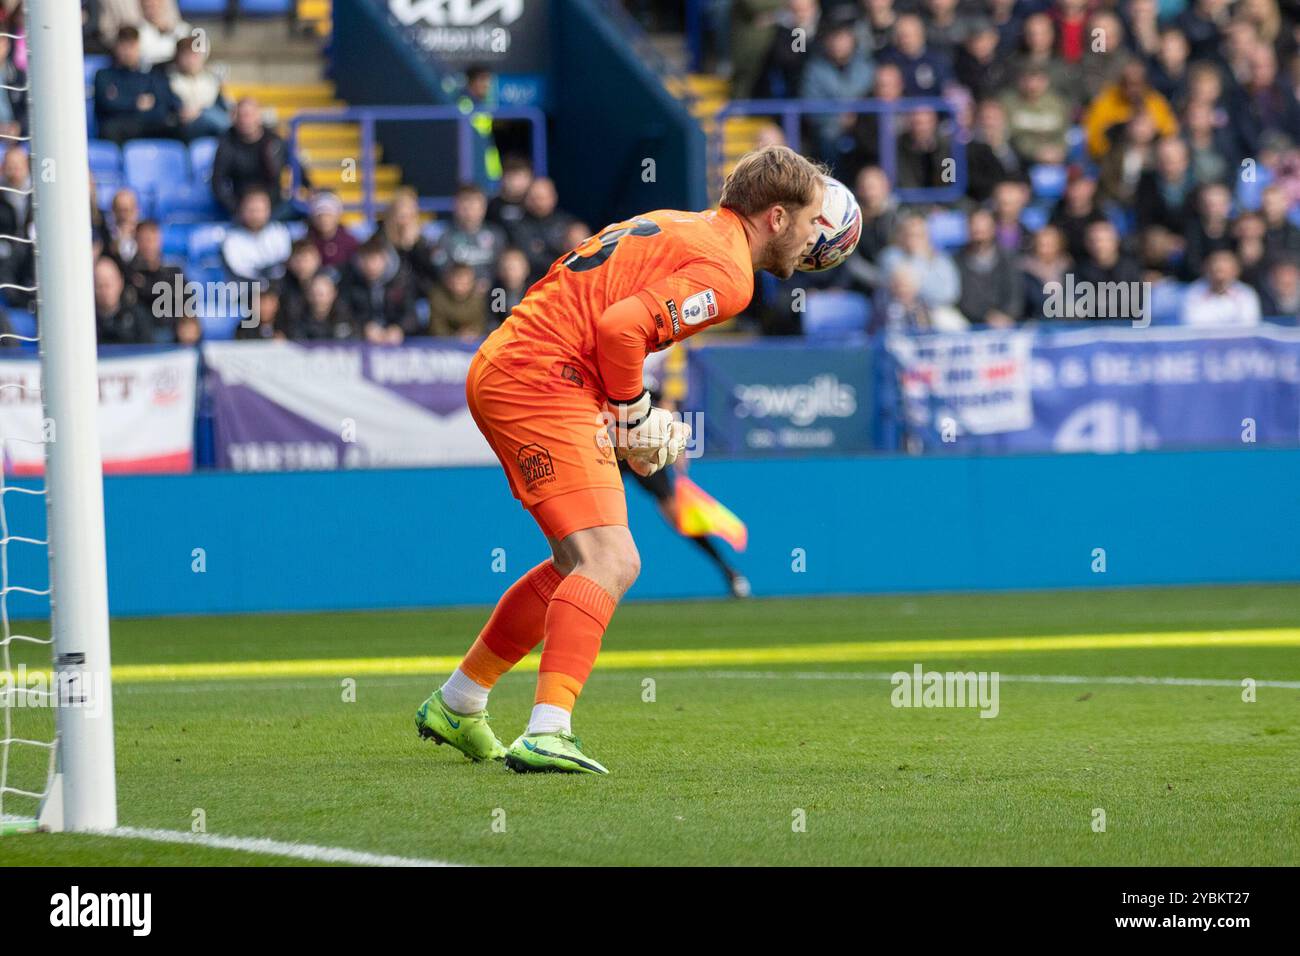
[415,146,826,774]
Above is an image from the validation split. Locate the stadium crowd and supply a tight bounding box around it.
[726,0,1300,330]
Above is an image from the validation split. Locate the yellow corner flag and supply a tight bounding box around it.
[673,475,748,552]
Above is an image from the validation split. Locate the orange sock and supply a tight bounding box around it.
[535,574,617,711]
[458,560,564,689]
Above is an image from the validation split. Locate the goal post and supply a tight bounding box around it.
[26,0,117,831]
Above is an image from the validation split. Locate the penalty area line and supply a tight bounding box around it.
[97,826,464,867]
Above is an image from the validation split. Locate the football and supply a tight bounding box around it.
[797,175,863,273]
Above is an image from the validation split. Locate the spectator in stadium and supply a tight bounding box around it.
[729,0,783,99]
[871,264,935,333]
[844,165,898,293]
[0,33,26,138]
[800,14,875,170]
[372,187,439,297]
[1260,183,1300,258]
[137,0,189,70]
[123,219,185,329]
[992,178,1034,255]
[166,35,230,143]
[1019,225,1073,320]
[1008,13,1077,104]
[94,0,181,51]
[1175,0,1233,63]
[1000,65,1070,165]
[343,238,419,345]
[1076,219,1143,289]
[1051,0,1090,64]
[0,144,30,233]
[93,26,177,144]
[1079,12,1129,103]
[954,19,1013,101]
[1233,210,1272,291]
[87,169,109,249]
[278,238,321,333]
[1259,256,1300,317]
[429,261,487,339]
[1098,111,1158,207]
[490,247,531,330]
[94,255,155,344]
[878,213,962,320]
[306,191,358,271]
[1180,250,1262,326]
[1135,136,1197,244]
[292,272,358,340]
[755,0,819,98]
[455,63,503,192]
[878,13,953,96]
[1182,98,1239,186]
[855,0,898,59]
[509,177,576,285]
[1183,183,1237,280]
[235,286,286,341]
[850,62,905,169]
[1123,0,1161,62]
[212,97,295,219]
[957,208,1024,327]
[486,157,533,231]
[1084,58,1178,159]
[965,99,1027,203]
[895,109,954,190]
[106,187,141,267]
[1231,43,1300,158]
[433,183,508,290]
[1147,27,1191,106]
[921,0,976,58]
[221,187,292,286]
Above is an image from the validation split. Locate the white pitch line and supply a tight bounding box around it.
[97,826,463,867]
[688,670,1300,689]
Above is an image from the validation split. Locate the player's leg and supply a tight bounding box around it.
[504,521,638,775]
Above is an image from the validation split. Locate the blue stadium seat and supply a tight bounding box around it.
[1065,126,1086,165]
[156,182,222,222]
[1149,281,1187,326]
[187,222,228,265]
[162,222,196,259]
[1029,164,1067,201]
[178,0,228,15]
[1020,203,1051,233]
[1235,167,1275,211]
[1290,206,1300,228]
[188,137,219,185]
[86,98,96,139]
[927,209,968,250]
[240,0,293,13]
[84,55,110,94]
[802,290,871,339]
[1105,204,1136,237]
[87,139,123,184]
[4,309,37,343]
[123,140,190,197]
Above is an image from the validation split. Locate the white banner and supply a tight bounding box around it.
[887,331,1035,436]
[0,348,198,475]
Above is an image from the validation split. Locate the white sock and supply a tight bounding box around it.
[526,703,572,735]
[440,668,489,715]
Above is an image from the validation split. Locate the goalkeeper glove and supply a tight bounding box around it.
[608,389,691,477]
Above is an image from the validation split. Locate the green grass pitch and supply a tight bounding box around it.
[2,584,1298,866]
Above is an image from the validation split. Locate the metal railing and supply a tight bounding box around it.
[287,105,548,223]
[713,98,967,204]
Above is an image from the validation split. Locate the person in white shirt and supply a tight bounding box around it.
[138,0,190,70]
[1180,250,1263,327]
[167,35,229,141]
[221,188,292,286]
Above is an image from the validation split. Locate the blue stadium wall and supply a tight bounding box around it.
[6,448,1299,618]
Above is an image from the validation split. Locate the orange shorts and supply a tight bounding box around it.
[466,352,627,541]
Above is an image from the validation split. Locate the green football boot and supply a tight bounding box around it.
[503,732,609,775]
[414,689,507,762]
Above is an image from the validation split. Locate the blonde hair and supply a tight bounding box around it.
[719,146,827,217]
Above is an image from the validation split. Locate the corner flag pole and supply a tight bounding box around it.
[27,0,118,830]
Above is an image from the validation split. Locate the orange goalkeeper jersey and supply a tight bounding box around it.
[478,206,754,402]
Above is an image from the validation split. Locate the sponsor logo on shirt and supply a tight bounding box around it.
[682,288,719,326]
[666,299,681,336]
[516,443,556,486]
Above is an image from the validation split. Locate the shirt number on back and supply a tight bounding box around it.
[561,218,661,272]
